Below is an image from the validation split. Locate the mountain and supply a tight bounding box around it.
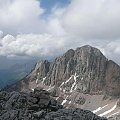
[0,61,36,89]
[5,45,120,119]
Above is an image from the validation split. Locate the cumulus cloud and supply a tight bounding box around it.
[0,32,120,65]
[1,0,120,38]
[102,40,120,64]
[0,33,70,58]
[57,0,120,39]
[0,0,46,34]
[0,0,66,36]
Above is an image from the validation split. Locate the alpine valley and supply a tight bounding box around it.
[1,45,120,120]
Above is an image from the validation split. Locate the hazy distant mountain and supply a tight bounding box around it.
[0,61,36,89]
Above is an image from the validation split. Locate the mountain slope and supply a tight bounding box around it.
[0,88,107,120]
[9,45,120,96]
[6,45,120,119]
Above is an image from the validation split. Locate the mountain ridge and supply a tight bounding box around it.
[5,45,120,96]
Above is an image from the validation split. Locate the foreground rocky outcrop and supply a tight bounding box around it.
[0,87,62,120]
[0,88,107,120]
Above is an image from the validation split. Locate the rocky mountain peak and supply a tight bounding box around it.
[6,45,120,97]
[63,49,75,58]
[76,45,104,58]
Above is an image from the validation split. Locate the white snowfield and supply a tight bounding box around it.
[99,103,117,117]
[92,101,119,118]
[93,105,108,113]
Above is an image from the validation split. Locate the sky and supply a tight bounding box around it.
[0,0,120,68]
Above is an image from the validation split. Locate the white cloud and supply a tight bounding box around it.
[0,33,70,58]
[0,0,46,34]
[1,0,120,39]
[61,0,120,39]
[103,40,120,64]
[0,32,120,65]
[0,0,120,65]
[0,31,3,38]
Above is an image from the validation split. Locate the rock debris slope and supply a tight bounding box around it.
[0,87,107,120]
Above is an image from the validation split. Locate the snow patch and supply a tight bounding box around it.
[42,77,46,85]
[99,103,117,117]
[74,84,77,90]
[70,73,79,92]
[36,79,38,84]
[65,76,73,84]
[31,89,34,91]
[47,86,55,91]
[61,99,67,105]
[63,89,66,93]
[60,82,65,87]
[93,104,108,113]
[56,97,59,100]
[69,101,71,104]
[61,96,68,105]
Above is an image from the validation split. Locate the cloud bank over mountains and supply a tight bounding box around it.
[0,0,120,65]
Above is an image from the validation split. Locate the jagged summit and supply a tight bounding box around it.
[63,45,104,58]
[76,45,96,50]
[63,49,75,58]
[76,45,104,56]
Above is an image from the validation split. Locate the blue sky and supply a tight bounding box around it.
[40,0,70,15]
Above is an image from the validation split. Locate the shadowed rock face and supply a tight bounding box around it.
[6,45,120,97]
[0,88,107,120]
[105,60,120,96]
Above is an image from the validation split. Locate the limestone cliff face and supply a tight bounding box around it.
[7,45,120,97]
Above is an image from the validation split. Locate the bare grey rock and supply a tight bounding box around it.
[0,89,106,120]
[33,110,46,118]
[45,108,107,120]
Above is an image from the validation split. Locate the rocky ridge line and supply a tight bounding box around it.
[8,45,120,97]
